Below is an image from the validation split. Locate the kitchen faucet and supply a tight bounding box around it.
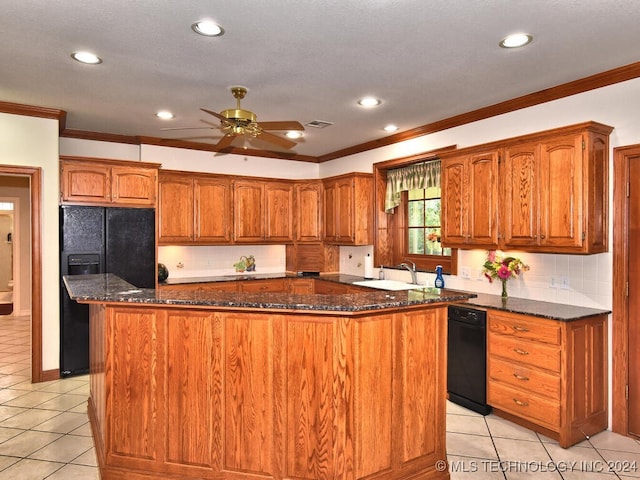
[399,261,418,285]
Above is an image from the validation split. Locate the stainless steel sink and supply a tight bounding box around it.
[352,279,424,291]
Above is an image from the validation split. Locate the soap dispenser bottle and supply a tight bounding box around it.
[379,265,385,280]
[434,265,445,288]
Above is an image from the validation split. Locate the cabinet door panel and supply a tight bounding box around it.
[503,143,539,247]
[295,182,323,241]
[195,178,232,243]
[539,134,583,248]
[468,151,499,246]
[158,176,194,243]
[323,181,338,240]
[265,182,294,242]
[336,179,355,242]
[233,182,265,242]
[111,167,157,206]
[61,163,110,203]
[441,158,467,246]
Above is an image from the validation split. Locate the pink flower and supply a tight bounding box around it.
[497,265,511,280]
[488,250,496,263]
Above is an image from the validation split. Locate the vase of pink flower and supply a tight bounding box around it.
[482,250,529,299]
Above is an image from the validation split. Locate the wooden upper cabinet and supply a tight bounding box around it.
[233,181,264,242]
[158,173,194,243]
[441,150,499,248]
[60,157,159,207]
[233,180,294,243]
[195,177,232,243]
[294,181,323,242]
[538,134,584,249]
[441,121,613,254]
[323,173,373,245]
[264,182,294,242]
[158,171,232,245]
[502,142,540,248]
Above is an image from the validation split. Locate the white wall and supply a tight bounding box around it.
[0,113,60,371]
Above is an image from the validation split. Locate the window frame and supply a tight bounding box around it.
[373,146,458,275]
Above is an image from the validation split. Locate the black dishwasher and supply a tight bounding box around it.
[447,305,492,415]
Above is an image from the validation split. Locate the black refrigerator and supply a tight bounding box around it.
[59,205,155,377]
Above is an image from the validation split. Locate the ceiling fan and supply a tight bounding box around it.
[164,86,304,151]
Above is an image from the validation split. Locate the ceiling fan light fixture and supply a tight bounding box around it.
[358,96,381,107]
[155,110,175,120]
[286,131,303,139]
[71,51,102,64]
[191,20,225,37]
[499,33,533,48]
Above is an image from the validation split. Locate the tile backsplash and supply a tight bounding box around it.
[158,245,286,278]
[159,244,611,310]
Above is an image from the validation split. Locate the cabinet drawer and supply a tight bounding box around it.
[489,314,561,345]
[489,333,561,372]
[239,279,287,293]
[488,356,560,400]
[488,381,560,430]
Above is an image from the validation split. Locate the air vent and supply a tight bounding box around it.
[305,120,334,128]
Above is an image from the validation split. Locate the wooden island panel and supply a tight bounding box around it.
[88,304,450,480]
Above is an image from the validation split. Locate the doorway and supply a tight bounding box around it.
[612,144,640,439]
[0,166,43,383]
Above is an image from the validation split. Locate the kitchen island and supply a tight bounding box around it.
[65,274,476,480]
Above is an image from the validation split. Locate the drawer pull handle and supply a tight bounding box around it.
[513,348,530,356]
[513,325,529,332]
[513,398,529,407]
[513,373,530,381]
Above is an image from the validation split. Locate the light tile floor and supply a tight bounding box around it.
[0,313,638,479]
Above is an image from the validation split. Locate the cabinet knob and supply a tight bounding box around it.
[513,348,530,356]
[513,325,529,332]
[540,234,546,239]
[513,373,530,381]
[513,398,530,407]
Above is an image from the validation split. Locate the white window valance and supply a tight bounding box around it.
[384,160,441,213]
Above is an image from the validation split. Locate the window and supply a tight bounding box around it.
[373,150,458,275]
[407,187,451,258]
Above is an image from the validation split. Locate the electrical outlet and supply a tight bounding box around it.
[561,276,570,290]
[460,266,471,279]
[549,276,556,288]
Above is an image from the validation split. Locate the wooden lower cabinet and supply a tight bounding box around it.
[487,310,607,447]
[88,303,450,480]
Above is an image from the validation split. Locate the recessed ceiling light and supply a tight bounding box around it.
[285,131,303,139]
[383,124,399,132]
[156,110,175,120]
[499,33,533,48]
[358,96,381,107]
[191,20,225,37]
[71,51,102,64]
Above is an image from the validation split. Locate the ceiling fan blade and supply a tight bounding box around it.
[256,130,297,149]
[257,121,304,131]
[201,108,228,122]
[214,134,236,150]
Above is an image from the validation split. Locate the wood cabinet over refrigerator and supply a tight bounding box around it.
[60,156,159,207]
[441,121,613,254]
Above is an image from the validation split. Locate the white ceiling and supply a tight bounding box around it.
[3,1,640,160]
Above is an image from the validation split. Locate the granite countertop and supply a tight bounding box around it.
[458,293,611,321]
[65,273,475,313]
